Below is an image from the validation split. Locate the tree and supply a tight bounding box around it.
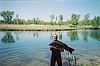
[50,14,55,25]
[55,16,58,23]
[33,18,36,24]
[0,11,14,23]
[92,16,100,28]
[13,14,19,24]
[58,15,63,25]
[82,13,90,25]
[70,14,80,26]
[15,14,19,19]
[36,17,40,24]
[84,13,89,20]
[13,18,25,24]
[32,17,40,24]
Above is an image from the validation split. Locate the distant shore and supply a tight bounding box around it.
[0,24,100,31]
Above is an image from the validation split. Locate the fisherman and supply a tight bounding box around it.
[49,34,74,66]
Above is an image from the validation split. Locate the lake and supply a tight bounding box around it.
[0,30,100,66]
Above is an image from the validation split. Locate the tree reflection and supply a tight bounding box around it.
[1,32,15,44]
[67,31,79,42]
[33,32,39,37]
[50,33,53,40]
[90,30,100,41]
[58,32,62,40]
[81,31,89,42]
[49,32,63,40]
[81,30,100,42]
[15,32,19,41]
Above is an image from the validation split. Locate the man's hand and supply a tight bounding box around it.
[60,48,64,52]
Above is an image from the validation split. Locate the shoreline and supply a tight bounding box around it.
[0,24,100,31]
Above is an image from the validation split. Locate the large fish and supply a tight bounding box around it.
[49,41,75,54]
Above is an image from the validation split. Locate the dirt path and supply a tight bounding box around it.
[0,24,75,31]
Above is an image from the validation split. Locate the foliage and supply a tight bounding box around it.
[0,11,100,29]
[13,19,26,24]
[81,13,92,25]
[92,16,100,28]
[58,15,63,25]
[70,14,80,26]
[55,16,58,23]
[50,14,55,25]
[0,11,14,23]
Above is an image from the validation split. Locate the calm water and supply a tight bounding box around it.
[0,30,100,66]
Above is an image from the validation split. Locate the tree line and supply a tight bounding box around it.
[0,11,100,28]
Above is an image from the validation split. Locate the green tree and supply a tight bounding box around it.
[84,13,89,21]
[82,13,90,25]
[0,11,14,24]
[70,14,80,26]
[50,14,55,25]
[15,14,19,19]
[55,16,58,24]
[13,14,19,24]
[33,18,36,24]
[36,17,40,24]
[14,19,26,24]
[58,15,63,25]
[32,17,41,24]
[92,16,100,28]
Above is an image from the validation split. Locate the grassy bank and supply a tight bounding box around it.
[0,28,76,31]
[0,24,100,31]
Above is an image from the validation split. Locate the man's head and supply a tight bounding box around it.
[53,34,58,41]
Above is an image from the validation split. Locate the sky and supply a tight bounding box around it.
[0,0,100,21]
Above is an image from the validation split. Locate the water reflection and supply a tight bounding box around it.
[81,30,100,42]
[58,32,62,40]
[67,30,100,42]
[1,32,15,44]
[50,33,53,40]
[1,30,100,44]
[67,31,79,42]
[33,32,39,37]
[49,32,63,40]
[15,32,19,41]
[90,30,100,41]
[81,31,89,42]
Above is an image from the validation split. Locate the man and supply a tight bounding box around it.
[49,34,74,66]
